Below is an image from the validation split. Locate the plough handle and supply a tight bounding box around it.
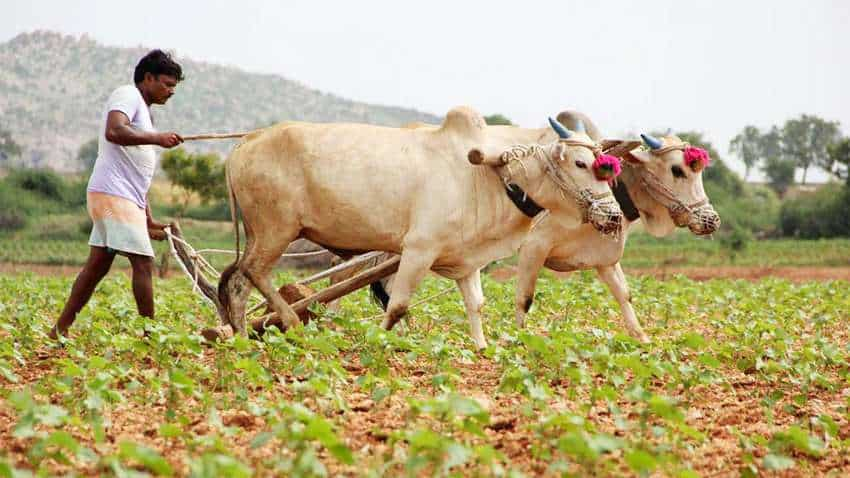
[249,255,401,333]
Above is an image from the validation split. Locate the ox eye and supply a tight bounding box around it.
[575,160,587,169]
[671,165,686,178]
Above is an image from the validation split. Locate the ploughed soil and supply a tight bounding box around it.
[4,262,850,283]
[4,337,850,477]
[2,265,850,476]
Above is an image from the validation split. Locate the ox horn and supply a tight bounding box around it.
[641,133,664,150]
[574,119,586,134]
[549,117,572,139]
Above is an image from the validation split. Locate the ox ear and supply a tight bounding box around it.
[467,148,503,166]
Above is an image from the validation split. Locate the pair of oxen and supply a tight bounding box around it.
[217,107,720,348]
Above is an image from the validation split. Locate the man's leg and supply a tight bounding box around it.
[50,246,116,338]
[127,253,155,319]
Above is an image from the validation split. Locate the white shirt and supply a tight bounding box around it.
[87,84,158,209]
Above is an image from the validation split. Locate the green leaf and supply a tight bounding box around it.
[681,332,706,350]
[250,431,273,449]
[763,453,794,470]
[625,449,657,474]
[119,441,174,476]
[444,442,472,470]
[158,423,184,439]
[371,386,391,403]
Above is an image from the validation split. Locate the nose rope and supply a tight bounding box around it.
[626,141,711,218]
[496,140,621,237]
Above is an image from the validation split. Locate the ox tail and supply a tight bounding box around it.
[218,156,241,322]
[369,281,391,311]
[226,160,240,262]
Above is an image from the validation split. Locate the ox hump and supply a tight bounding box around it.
[439,106,487,139]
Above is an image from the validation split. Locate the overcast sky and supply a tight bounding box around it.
[3,0,849,181]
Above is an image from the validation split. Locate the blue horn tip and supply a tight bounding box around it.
[549,117,571,139]
[641,133,663,150]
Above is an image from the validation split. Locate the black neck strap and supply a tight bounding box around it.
[612,180,640,222]
[505,184,544,218]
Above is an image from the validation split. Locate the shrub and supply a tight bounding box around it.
[706,182,780,237]
[0,210,27,232]
[29,215,91,241]
[7,169,66,201]
[780,185,850,238]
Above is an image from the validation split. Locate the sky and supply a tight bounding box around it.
[3,0,849,181]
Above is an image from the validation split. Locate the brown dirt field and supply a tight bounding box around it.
[2,263,849,475]
[3,344,850,477]
[5,262,850,283]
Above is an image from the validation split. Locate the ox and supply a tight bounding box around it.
[218,107,623,348]
[512,110,720,341]
[334,111,720,344]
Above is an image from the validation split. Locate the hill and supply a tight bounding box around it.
[0,31,441,171]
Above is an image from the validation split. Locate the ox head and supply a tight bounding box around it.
[624,133,720,236]
[467,117,623,236]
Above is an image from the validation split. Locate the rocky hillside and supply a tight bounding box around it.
[0,31,441,171]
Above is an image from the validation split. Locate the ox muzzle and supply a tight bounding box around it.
[671,202,720,236]
[579,190,623,237]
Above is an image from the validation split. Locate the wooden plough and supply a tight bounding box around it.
[165,223,400,341]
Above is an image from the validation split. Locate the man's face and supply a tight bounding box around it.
[143,73,178,104]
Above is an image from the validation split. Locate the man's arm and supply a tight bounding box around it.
[146,195,169,241]
[105,111,183,148]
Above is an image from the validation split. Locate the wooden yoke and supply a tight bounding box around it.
[600,139,642,159]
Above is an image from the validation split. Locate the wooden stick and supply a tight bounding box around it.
[244,250,386,317]
[182,132,252,141]
[601,139,642,158]
[297,251,386,285]
[249,255,401,333]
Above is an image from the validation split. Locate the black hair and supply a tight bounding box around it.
[133,49,184,84]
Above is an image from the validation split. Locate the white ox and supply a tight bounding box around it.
[218,107,623,347]
[513,111,720,341]
[335,111,720,344]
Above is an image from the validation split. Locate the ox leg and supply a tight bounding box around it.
[242,242,302,332]
[595,263,649,343]
[219,257,253,334]
[456,269,488,349]
[381,249,436,331]
[515,242,551,329]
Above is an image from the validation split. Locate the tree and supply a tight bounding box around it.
[781,114,840,184]
[762,155,796,197]
[757,126,787,196]
[160,148,226,216]
[0,127,22,160]
[729,125,762,180]
[484,114,513,126]
[827,138,850,185]
[760,126,782,159]
[77,138,98,171]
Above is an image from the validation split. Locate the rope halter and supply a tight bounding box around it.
[497,139,623,238]
[627,139,720,234]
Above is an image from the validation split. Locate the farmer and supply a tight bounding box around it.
[49,50,185,339]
